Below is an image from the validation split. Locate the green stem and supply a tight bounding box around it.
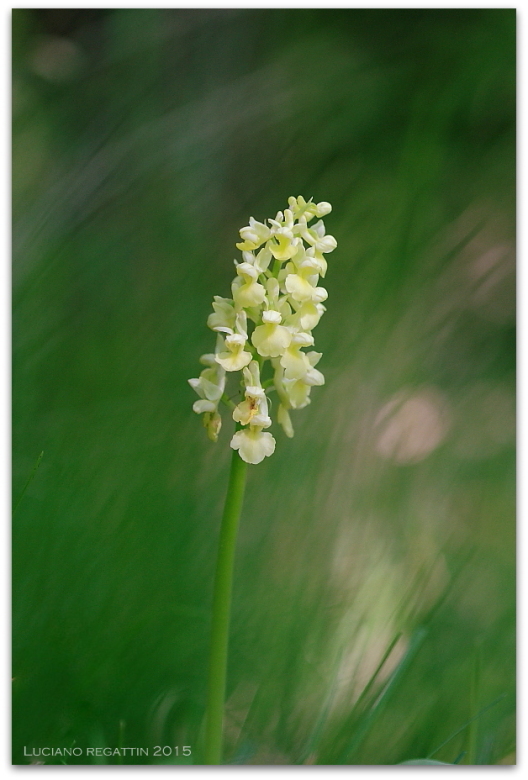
[204,449,248,764]
[220,392,236,410]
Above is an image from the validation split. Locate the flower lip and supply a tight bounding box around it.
[230,427,276,464]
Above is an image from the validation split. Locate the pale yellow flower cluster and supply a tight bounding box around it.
[189,197,336,464]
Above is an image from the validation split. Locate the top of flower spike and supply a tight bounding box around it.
[236,199,333,253]
[189,197,336,463]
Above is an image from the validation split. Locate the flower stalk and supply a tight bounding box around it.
[204,448,248,765]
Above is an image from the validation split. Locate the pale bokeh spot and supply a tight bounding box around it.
[374,388,451,464]
[30,36,85,82]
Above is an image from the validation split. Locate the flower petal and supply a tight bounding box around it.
[215,350,253,372]
[278,404,294,438]
[252,323,292,358]
[233,281,267,308]
[193,399,216,414]
[230,429,276,464]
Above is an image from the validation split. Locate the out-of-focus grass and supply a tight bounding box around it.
[12,8,515,765]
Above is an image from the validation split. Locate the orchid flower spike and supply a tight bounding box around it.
[189,197,336,462]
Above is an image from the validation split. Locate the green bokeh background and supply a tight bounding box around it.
[12,8,515,765]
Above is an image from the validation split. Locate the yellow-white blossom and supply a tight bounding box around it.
[267,209,301,260]
[232,262,267,308]
[286,299,326,332]
[251,310,292,358]
[189,196,336,462]
[214,312,252,372]
[236,217,271,251]
[215,334,253,372]
[274,351,324,412]
[280,332,315,379]
[288,196,332,221]
[231,362,275,463]
[188,354,226,441]
[230,427,276,464]
[232,361,271,428]
[282,255,328,303]
[207,296,236,333]
[300,219,338,256]
[241,247,273,275]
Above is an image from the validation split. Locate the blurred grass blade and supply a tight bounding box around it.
[316,631,402,764]
[299,648,345,763]
[339,627,427,763]
[349,632,403,718]
[427,694,507,760]
[467,647,481,764]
